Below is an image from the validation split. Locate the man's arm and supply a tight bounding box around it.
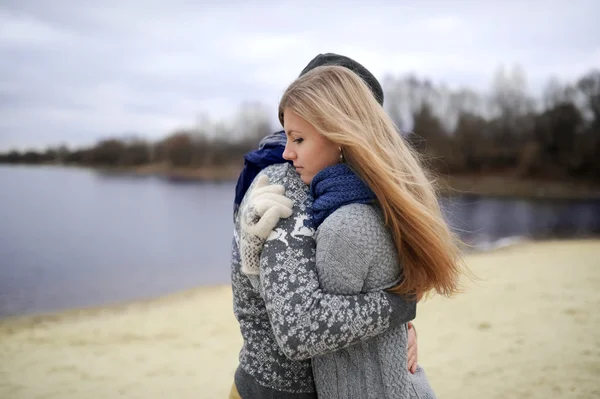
[241,166,416,361]
[258,221,415,361]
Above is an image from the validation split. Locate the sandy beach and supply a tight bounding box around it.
[1,240,599,399]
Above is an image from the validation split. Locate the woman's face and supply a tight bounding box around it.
[282,108,340,185]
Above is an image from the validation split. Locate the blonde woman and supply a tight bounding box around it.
[240,65,464,398]
[232,54,421,399]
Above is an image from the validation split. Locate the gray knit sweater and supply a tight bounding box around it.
[232,163,416,398]
[311,203,437,399]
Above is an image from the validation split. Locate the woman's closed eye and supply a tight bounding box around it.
[293,138,304,144]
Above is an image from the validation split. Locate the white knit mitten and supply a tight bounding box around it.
[240,175,293,275]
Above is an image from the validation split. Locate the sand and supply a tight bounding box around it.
[1,240,599,399]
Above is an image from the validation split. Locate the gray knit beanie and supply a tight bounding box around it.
[299,53,384,105]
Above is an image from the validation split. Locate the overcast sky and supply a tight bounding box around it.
[1,0,599,151]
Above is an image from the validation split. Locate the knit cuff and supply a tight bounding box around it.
[385,293,417,329]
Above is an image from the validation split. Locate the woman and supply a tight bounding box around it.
[241,65,465,398]
[232,54,422,399]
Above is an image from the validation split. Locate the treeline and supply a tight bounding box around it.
[383,67,600,181]
[0,103,272,170]
[0,132,262,169]
[1,67,599,182]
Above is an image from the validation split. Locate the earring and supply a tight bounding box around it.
[339,147,344,163]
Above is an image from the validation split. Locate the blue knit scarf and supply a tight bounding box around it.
[309,163,376,228]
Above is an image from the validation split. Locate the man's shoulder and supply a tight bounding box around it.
[257,163,308,196]
[257,163,293,184]
[256,163,314,240]
[240,163,309,215]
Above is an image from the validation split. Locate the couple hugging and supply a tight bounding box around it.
[229,53,463,399]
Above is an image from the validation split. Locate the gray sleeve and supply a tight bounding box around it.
[315,211,415,331]
[314,222,369,294]
[256,180,416,361]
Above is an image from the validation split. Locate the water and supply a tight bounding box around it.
[1,165,599,319]
[442,194,600,248]
[0,165,234,319]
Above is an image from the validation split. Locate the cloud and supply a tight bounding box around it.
[0,0,599,150]
[0,10,76,47]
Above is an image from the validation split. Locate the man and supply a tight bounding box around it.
[230,53,419,399]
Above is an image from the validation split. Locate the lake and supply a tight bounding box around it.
[1,165,599,319]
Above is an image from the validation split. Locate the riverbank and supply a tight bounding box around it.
[1,239,599,398]
[4,162,600,199]
[441,174,600,200]
[82,165,600,199]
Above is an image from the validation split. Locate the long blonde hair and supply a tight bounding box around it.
[279,65,465,298]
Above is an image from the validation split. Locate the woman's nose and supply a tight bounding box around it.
[282,145,295,161]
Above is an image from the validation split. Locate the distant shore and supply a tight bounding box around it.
[1,239,599,399]
[6,162,600,200]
